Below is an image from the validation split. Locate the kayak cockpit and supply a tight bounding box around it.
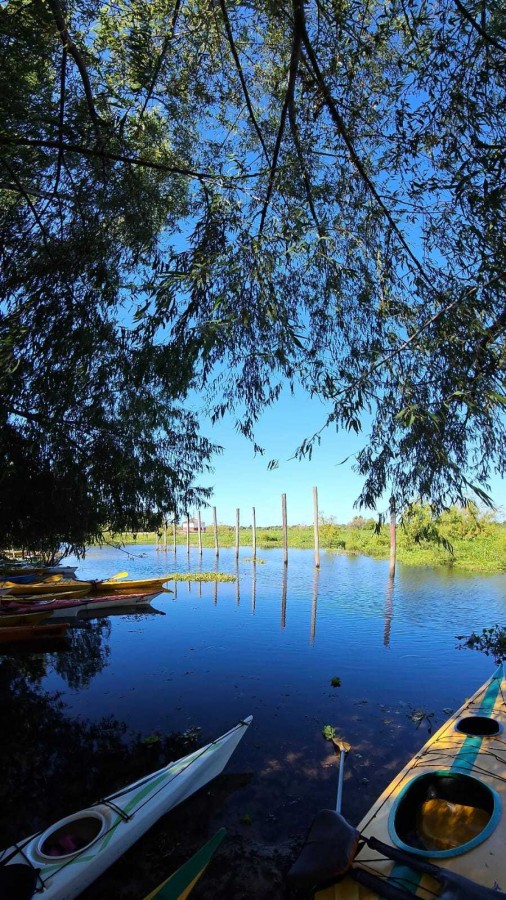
[36,811,106,860]
[455,716,502,736]
[389,771,500,858]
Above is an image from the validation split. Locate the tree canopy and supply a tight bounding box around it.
[1,0,505,553]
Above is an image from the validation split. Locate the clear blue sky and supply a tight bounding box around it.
[190,388,506,527]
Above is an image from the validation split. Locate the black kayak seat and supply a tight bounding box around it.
[0,864,39,900]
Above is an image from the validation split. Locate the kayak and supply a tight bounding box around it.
[0,580,92,597]
[144,828,226,899]
[0,622,69,644]
[293,665,506,899]
[0,716,252,900]
[78,592,159,612]
[88,575,172,593]
[1,593,88,617]
[0,592,158,618]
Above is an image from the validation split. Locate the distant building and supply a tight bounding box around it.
[181,517,206,533]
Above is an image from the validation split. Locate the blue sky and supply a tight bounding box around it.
[190,388,506,527]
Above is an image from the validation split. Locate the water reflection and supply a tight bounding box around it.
[384,575,394,647]
[281,566,287,629]
[310,567,319,646]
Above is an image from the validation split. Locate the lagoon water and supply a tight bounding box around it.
[4,545,506,894]
[57,548,504,817]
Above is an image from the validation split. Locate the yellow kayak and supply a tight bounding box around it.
[296,665,506,899]
[88,575,171,594]
[0,581,91,597]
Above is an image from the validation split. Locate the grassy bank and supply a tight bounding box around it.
[104,517,506,575]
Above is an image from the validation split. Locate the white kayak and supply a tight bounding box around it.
[0,716,252,900]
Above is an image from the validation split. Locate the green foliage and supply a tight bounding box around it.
[1,0,506,555]
[457,626,506,663]
[330,676,341,688]
[322,725,337,741]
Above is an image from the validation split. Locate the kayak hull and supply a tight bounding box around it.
[317,665,506,898]
[0,716,252,900]
[0,592,156,618]
[0,581,92,596]
[88,575,172,593]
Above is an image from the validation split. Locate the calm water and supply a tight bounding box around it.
[56,549,504,815]
[3,546,506,892]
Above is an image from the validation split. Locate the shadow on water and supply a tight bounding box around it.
[1,546,503,897]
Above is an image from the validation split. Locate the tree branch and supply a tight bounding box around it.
[0,159,52,254]
[453,0,506,52]
[44,0,107,137]
[218,0,271,167]
[294,0,436,293]
[137,0,183,126]
[0,134,261,183]
[259,0,302,233]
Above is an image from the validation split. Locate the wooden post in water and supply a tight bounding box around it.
[197,510,203,556]
[172,519,177,553]
[389,500,397,579]
[186,514,190,556]
[235,508,240,560]
[252,507,257,560]
[281,493,288,565]
[313,486,320,568]
[213,507,219,558]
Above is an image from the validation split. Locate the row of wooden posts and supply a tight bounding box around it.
[159,486,397,576]
[159,487,324,567]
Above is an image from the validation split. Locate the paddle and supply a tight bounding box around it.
[89,571,128,584]
[287,736,358,892]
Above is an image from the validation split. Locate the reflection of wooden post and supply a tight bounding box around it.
[186,515,190,556]
[251,562,256,614]
[235,559,240,606]
[281,564,287,627]
[198,511,203,556]
[173,520,177,553]
[213,579,218,605]
[384,575,394,646]
[252,507,257,559]
[281,493,288,565]
[389,500,396,579]
[213,507,219,558]
[235,508,240,560]
[313,486,320,568]
[310,566,319,646]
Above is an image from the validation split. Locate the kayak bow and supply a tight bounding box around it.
[0,716,252,900]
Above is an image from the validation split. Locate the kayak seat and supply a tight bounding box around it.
[0,863,39,900]
[287,810,360,892]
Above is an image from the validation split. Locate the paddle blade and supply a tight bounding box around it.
[108,571,128,581]
[287,810,359,891]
